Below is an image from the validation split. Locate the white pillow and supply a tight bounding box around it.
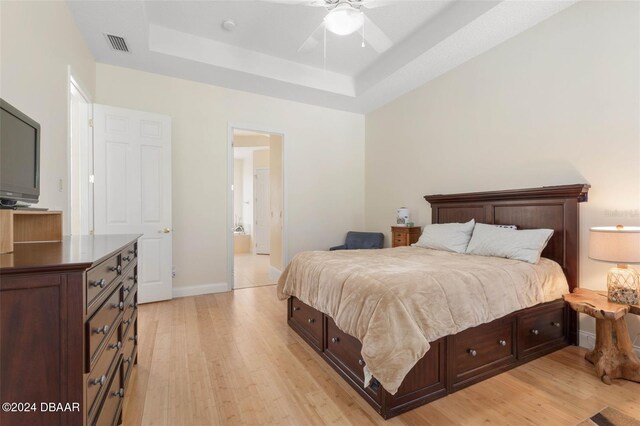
[413,219,475,253]
[466,223,554,264]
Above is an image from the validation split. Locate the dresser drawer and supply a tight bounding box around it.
[122,318,137,385]
[518,303,565,359]
[87,328,121,420]
[94,358,123,426]
[119,243,137,273]
[87,254,121,311]
[451,318,515,386]
[88,285,123,368]
[393,238,405,247]
[120,265,136,301]
[288,297,322,350]
[122,288,137,335]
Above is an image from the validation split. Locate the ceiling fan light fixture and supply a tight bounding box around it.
[324,4,364,36]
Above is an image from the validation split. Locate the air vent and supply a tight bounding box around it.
[105,34,130,53]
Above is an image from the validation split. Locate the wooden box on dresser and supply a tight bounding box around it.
[0,234,140,426]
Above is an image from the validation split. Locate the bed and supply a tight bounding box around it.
[279,184,590,419]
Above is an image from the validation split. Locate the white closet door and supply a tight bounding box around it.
[93,104,173,303]
[254,168,271,255]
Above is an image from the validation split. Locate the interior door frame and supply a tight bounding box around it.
[253,167,270,255]
[227,123,288,291]
[66,67,93,235]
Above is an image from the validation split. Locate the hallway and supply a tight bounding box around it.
[234,254,274,289]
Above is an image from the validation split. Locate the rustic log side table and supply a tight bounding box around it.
[563,288,640,384]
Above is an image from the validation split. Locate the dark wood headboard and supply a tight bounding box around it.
[424,184,590,294]
[424,184,589,345]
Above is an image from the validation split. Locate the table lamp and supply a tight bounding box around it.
[589,225,640,304]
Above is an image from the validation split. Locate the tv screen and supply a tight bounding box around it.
[0,99,40,204]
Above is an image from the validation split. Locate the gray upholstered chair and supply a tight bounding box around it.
[330,231,385,251]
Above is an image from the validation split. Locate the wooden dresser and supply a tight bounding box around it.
[391,226,422,247]
[0,234,140,426]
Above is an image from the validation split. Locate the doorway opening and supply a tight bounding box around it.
[230,128,285,290]
[68,74,92,235]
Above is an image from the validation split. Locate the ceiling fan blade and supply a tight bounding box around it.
[297,23,325,53]
[362,15,392,53]
[358,0,400,9]
[258,0,327,6]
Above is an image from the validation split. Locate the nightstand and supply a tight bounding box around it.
[563,288,640,384]
[391,226,422,247]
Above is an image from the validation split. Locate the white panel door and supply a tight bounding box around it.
[254,168,270,255]
[94,104,172,303]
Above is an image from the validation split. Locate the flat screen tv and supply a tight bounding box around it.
[0,99,40,206]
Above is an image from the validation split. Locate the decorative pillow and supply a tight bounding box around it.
[413,219,475,254]
[466,223,554,264]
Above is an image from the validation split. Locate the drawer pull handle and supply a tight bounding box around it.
[109,341,122,350]
[123,286,131,292]
[124,356,133,364]
[531,329,539,335]
[128,275,135,281]
[292,306,300,311]
[91,278,106,288]
[112,388,124,398]
[113,301,124,310]
[94,325,110,335]
[90,375,106,386]
[498,339,507,347]
[123,256,132,262]
[307,318,315,324]
[131,302,138,309]
[468,349,477,357]
[129,335,138,344]
[331,337,340,344]
[551,322,561,328]
[123,318,131,325]
[129,249,136,255]
[358,359,365,366]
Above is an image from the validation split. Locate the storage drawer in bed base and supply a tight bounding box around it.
[287,297,570,420]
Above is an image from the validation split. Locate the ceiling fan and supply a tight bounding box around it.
[265,0,395,54]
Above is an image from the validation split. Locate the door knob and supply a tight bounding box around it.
[161,228,172,234]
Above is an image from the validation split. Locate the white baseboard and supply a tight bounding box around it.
[269,266,282,283]
[172,282,228,298]
[578,330,640,356]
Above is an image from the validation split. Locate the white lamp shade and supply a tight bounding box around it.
[589,226,640,264]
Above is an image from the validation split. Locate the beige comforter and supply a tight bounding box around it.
[277,246,568,395]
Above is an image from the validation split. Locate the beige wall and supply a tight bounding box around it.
[365,1,640,341]
[235,134,270,147]
[270,135,284,271]
[96,63,365,291]
[0,1,96,229]
[253,149,270,170]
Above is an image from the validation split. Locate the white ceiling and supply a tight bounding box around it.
[67,0,576,113]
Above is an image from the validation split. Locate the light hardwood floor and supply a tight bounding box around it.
[123,285,640,425]
[234,254,274,289]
